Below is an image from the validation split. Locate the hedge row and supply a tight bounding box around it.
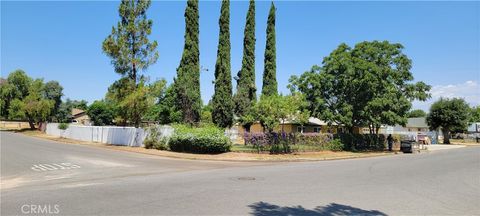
[244,132,387,153]
[168,124,232,154]
[335,133,386,151]
[243,132,341,153]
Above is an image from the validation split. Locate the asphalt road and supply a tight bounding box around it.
[1,131,479,215]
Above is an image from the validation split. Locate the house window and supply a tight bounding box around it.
[313,127,321,133]
[297,126,305,133]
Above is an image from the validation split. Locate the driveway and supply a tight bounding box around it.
[1,131,479,215]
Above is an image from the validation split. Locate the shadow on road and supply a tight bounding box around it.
[248,201,387,216]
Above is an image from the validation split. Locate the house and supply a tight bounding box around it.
[237,117,340,134]
[71,108,91,125]
[393,117,429,133]
[468,123,480,133]
[359,117,430,134]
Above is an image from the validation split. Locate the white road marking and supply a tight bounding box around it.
[31,163,81,172]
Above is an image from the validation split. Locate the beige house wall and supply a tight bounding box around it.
[0,121,31,129]
[238,123,338,134]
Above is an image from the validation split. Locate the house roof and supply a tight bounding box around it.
[283,117,338,126]
[406,117,428,128]
[72,108,86,117]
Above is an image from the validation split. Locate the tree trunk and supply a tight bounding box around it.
[244,124,251,133]
[28,120,35,129]
[442,128,451,144]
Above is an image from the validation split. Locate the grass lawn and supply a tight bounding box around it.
[449,138,480,145]
[231,144,257,153]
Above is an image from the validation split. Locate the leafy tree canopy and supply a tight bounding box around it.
[289,41,431,134]
[407,109,427,118]
[427,98,470,144]
[87,100,115,126]
[43,80,63,120]
[1,70,62,129]
[254,93,309,133]
[470,106,480,123]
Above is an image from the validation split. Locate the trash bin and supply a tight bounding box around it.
[400,140,415,153]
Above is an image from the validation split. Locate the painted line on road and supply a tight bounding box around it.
[31,163,81,172]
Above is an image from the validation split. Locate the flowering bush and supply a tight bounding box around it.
[243,132,334,153]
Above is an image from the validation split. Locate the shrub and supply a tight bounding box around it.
[326,139,344,151]
[143,126,169,150]
[296,133,333,146]
[243,132,333,153]
[336,133,386,151]
[168,124,231,154]
[58,123,69,130]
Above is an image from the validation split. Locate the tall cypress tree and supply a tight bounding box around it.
[174,0,201,124]
[234,0,256,118]
[212,0,234,128]
[261,2,277,96]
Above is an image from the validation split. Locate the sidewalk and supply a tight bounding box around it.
[426,144,466,151]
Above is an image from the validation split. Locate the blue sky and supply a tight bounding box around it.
[2,1,479,111]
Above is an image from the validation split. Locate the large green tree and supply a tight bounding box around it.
[120,82,154,127]
[43,81,63,121]
[1,70,62,129]
[105,77,136,126]
[289,41,431,134]
[212,0,234,128]
[102,0,158,84]
[146,83,182,124]
[261,2,277,97]
[7,79,54,129]
[254,93,308,133]
[87,100,115,126]
[470,106,480,123]
[407,109,427,118]
[427,98,470,144]
[174,0,201,124]
[234,0,256,127]
[0,70,31,118]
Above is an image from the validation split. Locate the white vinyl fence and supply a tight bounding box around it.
[46,123,239,147]
[46,123,172,147]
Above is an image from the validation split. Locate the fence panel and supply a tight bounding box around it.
[46,123,146,147]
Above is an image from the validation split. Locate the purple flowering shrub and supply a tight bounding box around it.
[244,132,334,153]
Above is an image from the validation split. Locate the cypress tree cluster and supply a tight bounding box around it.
[212,0,234,128]
[261,2,277,97]
[174,0,202,124]
[234,0,256,118]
